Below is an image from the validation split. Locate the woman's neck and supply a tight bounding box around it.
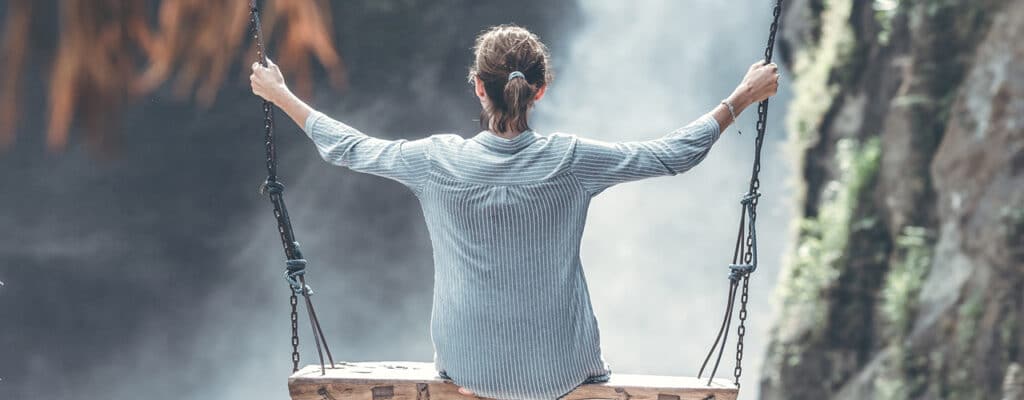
[491,130,525,139]
[487,121,526,139]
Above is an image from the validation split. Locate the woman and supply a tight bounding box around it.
[251,24,778,400]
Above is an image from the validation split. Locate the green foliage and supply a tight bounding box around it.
[875,372,910,400]
[955,291,985,351]
[873,342,929,400]
[946,291,986,398]
[880,226,933,339]
[873,0,902,45]
[786,0,857,147]
[1001,206,1024,243]
[1000,311,1019,361]
[777,137,882,333]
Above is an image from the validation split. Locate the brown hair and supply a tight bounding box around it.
[467,24,553,134]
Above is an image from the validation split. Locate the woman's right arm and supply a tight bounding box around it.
[250,58,314,135]
[250,58,431,194]
[570,60,780,196]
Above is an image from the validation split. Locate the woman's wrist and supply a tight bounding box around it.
[269,85,293,105]
[711,88,753,132]
[272,88,315,132]
[725,88,753,114]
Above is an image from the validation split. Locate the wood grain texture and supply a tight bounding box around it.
[288,362,738,400]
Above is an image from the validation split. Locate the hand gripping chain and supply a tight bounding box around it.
[249,0,335,376]
[698,0,783,389]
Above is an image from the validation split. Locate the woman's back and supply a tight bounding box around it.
[301,109,721,399]
[421,129,610,400]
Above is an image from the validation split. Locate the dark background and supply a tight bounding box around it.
[0,2,792,399]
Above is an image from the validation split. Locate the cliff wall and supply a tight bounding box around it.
[760,1,1023,398]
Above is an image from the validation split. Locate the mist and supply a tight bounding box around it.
[534,2,793,398]
[0,2,790,400]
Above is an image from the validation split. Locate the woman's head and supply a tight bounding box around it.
[468,24,553,135]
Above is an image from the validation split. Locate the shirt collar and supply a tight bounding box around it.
[472,129,541,154]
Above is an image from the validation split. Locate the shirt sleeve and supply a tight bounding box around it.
[570,113,722,196]
[303,110,431,194]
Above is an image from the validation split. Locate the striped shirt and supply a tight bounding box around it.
[303,111,722,400]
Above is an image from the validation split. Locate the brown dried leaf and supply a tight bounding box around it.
[0,0,31,149]
[262,0,347,99]
[47,0,147,153]
[4,0,346,154]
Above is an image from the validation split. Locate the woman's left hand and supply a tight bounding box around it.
[250,57,289,103]
[457,386,477,397]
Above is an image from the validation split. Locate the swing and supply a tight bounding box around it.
[249,1,783,398]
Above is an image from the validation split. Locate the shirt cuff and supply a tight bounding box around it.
[699,113,722,141]
[303,110,325,139]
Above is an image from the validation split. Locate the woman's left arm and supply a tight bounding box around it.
[569,60,779,196]
[250,58,431,194]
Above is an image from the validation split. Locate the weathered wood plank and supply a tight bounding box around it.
[289,361,738,400]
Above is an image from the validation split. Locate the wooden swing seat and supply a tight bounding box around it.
[288,361,738,400]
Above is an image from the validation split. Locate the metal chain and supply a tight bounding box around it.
[249,0,335,376]
[733,275,750,385]
[699,0,782,389]
[291,292,300,372]
[251,1,278,184]
[732,0,783,388]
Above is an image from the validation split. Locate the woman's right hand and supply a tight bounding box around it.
[250,57,291,104]
[732,60,780,107]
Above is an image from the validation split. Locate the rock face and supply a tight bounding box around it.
[760,1,1023,399]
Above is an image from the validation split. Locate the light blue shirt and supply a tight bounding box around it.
[303,111,721,400]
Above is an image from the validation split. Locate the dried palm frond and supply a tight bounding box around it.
[0,0,32,149]
[134,0,251,106]
[261,0,347,99]
[47,0,148,153]
[0,0,346,154]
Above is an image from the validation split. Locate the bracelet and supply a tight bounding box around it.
[720,100,738,124]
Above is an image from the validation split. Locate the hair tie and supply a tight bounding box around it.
[508,71,525,81]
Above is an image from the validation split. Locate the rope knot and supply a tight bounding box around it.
[259,180,285,195]
[286,258,307,272]
[740,191,761,206]
[285,258,313,295]
[728,263,756,282]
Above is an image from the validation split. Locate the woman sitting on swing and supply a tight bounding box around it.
[250,24,779,400]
